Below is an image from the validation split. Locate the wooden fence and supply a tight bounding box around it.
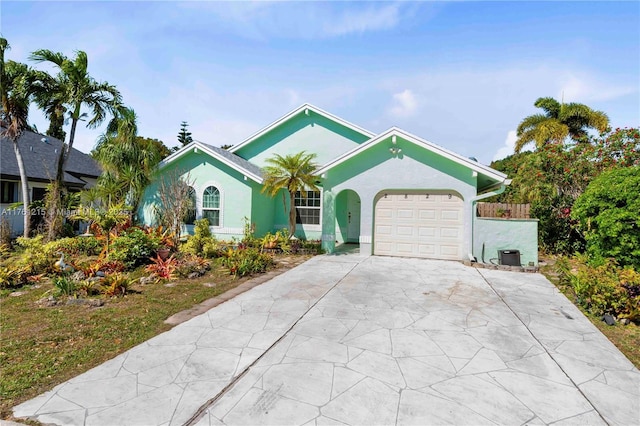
[476,202,530,219]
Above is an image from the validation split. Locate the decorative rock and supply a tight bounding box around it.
[36,296,58,307]
[96,271,106,277]
[202,282,217,288]
[71,271,86,282]
[187,272,201,279]
[139,275,156,285]
[620,318,631,325]
[164,282,177,287]
[65,298,105,307]
[9,291,26,297]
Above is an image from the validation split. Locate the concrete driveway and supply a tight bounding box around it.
[14,255,640,425]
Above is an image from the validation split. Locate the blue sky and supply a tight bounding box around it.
[2,1,639,164]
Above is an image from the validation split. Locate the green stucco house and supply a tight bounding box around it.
[140,104,538,265]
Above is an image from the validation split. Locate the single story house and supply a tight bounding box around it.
[140,104,538,265]
[1,129,102,236]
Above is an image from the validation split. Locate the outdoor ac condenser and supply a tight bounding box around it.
[498,250,521,266]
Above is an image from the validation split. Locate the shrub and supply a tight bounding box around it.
[15,235,58,276]
[52,275,76,297]
[47,236,102,256]
[558,256,640,322]
[175,255,211,278]
[145,255,178,280]
[220,248,274,277]
[109,227,159,269]
[180,219,220,258]
[572,167,640,269]
[101,273,131,297]
[0,265,29,289]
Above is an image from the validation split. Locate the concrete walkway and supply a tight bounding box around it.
[14,255,640,425]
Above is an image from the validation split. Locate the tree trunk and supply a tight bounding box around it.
[288,190,297,239]
[12,140,30,237]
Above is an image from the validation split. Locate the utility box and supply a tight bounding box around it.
[498,249,521,266]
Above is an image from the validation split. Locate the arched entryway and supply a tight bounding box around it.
[335,189,361,245]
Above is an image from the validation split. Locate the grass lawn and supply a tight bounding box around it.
[0,255,309,420]
[540,257,640,369]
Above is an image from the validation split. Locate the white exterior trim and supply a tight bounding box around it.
[229,103,375,154]
[316,127,508,183]
[198,180,224,229]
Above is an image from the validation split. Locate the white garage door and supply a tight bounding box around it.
[374,191,464,260]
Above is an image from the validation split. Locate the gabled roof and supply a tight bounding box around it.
[1,129,101,187]
[159,141,263,183]
[229,103,376,154]
[316,127,508,183]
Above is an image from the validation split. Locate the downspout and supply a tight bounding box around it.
[468,179,511,262]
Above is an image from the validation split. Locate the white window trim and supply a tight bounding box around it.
[198,181,224,229]
[294,189,322,232]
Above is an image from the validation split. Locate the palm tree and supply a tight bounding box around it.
[92,107,162,217]
[515,97,609,153]
[1,38,33,237]
[261,151,319,239]
[29,49,122,190]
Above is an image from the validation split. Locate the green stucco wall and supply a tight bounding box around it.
[139,150,254,240]
[473,218,539,266]
[234,110,370,167]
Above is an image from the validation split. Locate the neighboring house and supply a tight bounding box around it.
[1,129,102,236]
[140,104,538,265]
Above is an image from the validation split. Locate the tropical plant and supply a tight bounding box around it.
[515,97,609,153]
[177,121,193,146]
[572,167,640,269]
[101,273,130,297]
[220,247,274,277]
[145,255,178,280]
[261,151,319,238]
[92,107,162,216]
[0,38,34,237]
[109,227,160,269]
[29,48,121,239]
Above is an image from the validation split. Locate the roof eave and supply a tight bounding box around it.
[159,141,263,184]
[229,103,376,154]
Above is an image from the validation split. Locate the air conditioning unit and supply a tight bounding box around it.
[498,250,521,266]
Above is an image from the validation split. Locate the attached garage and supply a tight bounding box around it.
[374,191,464,260]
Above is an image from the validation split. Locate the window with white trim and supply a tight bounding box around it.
[295,190,321,225]
[1,181,18,204]
[202,186,220,226]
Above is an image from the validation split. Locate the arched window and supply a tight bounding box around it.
[183,187,196,225]
[202,186,220,226]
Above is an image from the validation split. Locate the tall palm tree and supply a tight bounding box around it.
[515,97,609,153]
[29,49,122,190]
[1,38,33,237]
[92,107,162,217]
[261,151,319,239]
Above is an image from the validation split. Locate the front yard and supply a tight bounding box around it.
[0,254,309,419]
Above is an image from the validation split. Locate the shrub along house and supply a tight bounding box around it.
[1,129,102,236]
[140,104,538,265]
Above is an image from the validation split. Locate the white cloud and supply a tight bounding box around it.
[559,73,637,103]
[493,130,518,162]
[323,4,401,37]
[389,89,418,118]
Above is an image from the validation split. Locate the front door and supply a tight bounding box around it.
[347,191,361,242]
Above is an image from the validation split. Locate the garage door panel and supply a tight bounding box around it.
[419,209,437,220]
[440,227,462,239]
[396,226,414,236]
[374,190,463,260]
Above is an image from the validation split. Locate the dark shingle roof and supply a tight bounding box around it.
[1,130,101,187]
[199,142,264,178]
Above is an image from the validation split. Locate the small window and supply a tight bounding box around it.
[0,181,18,204]
[32,187,47,202]
[295,190,321,225]
[183,187,196,225]
[202,186,220,226]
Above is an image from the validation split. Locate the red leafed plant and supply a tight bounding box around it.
[145,255,178,280]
